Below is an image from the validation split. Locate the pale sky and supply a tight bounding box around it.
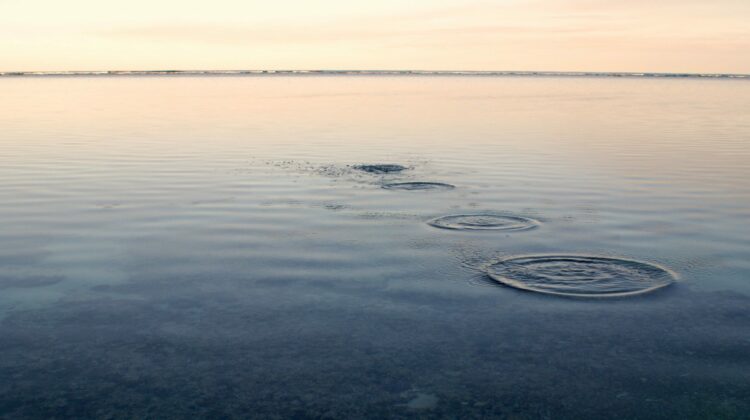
[2,0,749,73]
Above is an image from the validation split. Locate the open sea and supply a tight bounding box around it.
[1,75,749,419]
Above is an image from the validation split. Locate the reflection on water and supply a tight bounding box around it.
[0,76,749,418]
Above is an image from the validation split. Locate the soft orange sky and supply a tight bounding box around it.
[2,0,749,73]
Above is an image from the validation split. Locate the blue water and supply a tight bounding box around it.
[0,75,749,418]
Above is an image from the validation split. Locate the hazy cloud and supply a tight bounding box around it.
[2,0,749,72]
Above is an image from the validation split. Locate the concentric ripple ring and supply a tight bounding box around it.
[484,254,677,298]
[427,214,539,231]
[382,182,455,191]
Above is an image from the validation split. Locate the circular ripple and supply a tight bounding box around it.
[354,164,407,174]
[485,254,677,298]
[428,214,539,231]
[382,182,455,191]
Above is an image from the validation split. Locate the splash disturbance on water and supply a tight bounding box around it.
[382,182,455,191]
[485,255,677,298]
[353,164,408,174]
[427,214,539,232]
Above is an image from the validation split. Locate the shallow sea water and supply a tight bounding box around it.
[1,75,749,419]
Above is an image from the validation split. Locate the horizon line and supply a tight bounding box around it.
[2,69,749,79]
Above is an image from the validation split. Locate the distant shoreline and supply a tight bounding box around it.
[1,70,748,79]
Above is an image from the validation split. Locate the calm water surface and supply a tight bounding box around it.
[1,76,749,418]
